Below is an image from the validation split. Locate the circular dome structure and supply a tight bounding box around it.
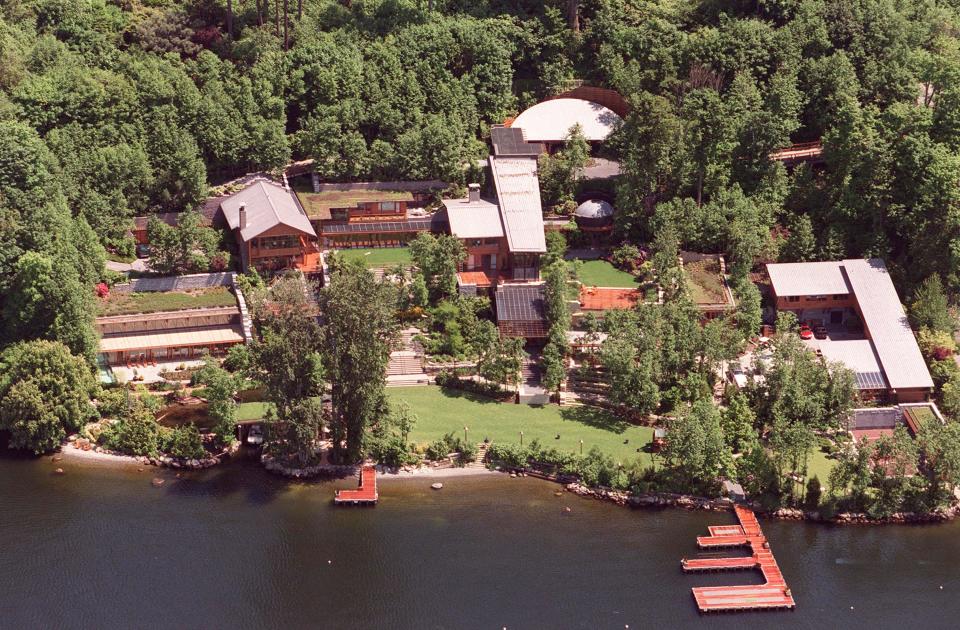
[574,199,614,219]
[574,199,614,232]
[511,98,622,144]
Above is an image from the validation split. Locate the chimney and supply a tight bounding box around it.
[239,204,247,230]
[468,183,480,203]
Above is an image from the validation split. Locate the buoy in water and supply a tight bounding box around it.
[431,482,443,490]
[554,491,563,497]
[151,478,165,487]
[54,468,65,475]
[562,506,572,515]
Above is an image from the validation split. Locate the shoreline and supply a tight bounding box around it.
[47,446,959,526]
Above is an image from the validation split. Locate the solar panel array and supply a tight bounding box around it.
[321,218,441,234]
[491,127,543,157]
[495,285,546,322]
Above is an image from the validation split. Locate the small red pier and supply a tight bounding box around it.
[683,505,795,613]
[334,465,378,505]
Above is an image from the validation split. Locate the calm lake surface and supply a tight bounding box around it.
[1,454,959,630]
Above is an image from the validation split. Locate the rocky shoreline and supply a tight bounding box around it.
[563,481,960,525]
[66,436,238,470]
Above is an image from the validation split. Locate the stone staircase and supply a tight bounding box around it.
[386,327,428,386]
[466,442,489,468]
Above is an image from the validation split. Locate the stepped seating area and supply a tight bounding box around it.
[387,352,424,376]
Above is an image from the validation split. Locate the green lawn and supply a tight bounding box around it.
[806,447,836,483]
[97,287,238,316]
[337,247,412,267]
[387,386,653,464]
[574,260,639,288]
[237,401,272,421]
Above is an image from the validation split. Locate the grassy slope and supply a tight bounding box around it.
[387,386,653,464]
[685,259,726,304]
[97,287,237,316]
[574,260,639,288]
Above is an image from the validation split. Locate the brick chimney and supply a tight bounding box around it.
[468,183,480,203]
[239,204,247,230]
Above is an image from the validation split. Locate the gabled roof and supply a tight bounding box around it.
[220,180,316,241]
[443,196,504,239]
[488,156,546,254]
[842,259,934,390]
[766,261,850,296]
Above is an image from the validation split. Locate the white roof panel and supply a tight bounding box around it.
[511,98,622,143]
[443,197,504,239]
[842,259,933,390]
[766,261,850,296]
[488,156,546,253]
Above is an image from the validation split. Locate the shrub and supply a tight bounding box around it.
[369,435,418,469]
[487,442,529,468]
[804,476,822,511]
[435,370,513,401]
[455,439,477,467]
[425,432,458,460]
[101,409,161,457]
[163,424,206,459]
[610,244,642,271]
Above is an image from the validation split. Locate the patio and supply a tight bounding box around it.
[111,359,205,385]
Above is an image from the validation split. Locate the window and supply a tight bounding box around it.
[379,201,398,212]
[833,294,847,301]
[787,296,800,303]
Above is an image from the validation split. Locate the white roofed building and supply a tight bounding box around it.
[766,259,933,403]
[510,98,622,149]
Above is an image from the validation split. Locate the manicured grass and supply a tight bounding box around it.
[387,386,654,464]
[97,287,238,316]
[237,402,272,421]
[684,258,727,305]
[337,247,412,267]
[574,259,639,288]
[805,447,836,483]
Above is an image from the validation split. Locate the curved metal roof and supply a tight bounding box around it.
[511,98,622,143]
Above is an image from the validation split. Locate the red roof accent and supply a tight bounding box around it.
[579,286,640,311]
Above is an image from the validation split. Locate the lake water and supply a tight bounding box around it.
[1,454,959,629]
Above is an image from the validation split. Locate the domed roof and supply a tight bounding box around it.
[574,199,614,220]
[511,98,622,143]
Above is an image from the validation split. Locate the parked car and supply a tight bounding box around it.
[814,326,828,339]
[799,324,814,340]
[247,424,264,446]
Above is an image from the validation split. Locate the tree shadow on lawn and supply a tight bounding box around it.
[559,406,631,434]
[435,386,506,405]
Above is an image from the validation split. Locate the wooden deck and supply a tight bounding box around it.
[334,465,378,505]
[684,505,795,613]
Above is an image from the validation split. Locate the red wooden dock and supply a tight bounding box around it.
[334,465,378,505]
[684,505,795,613]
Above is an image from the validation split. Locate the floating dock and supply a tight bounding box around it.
[683,505,795,613]
[334,465,378,505]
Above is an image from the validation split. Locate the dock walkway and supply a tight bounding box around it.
[683,505,795,613]
[334,465,378,505]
